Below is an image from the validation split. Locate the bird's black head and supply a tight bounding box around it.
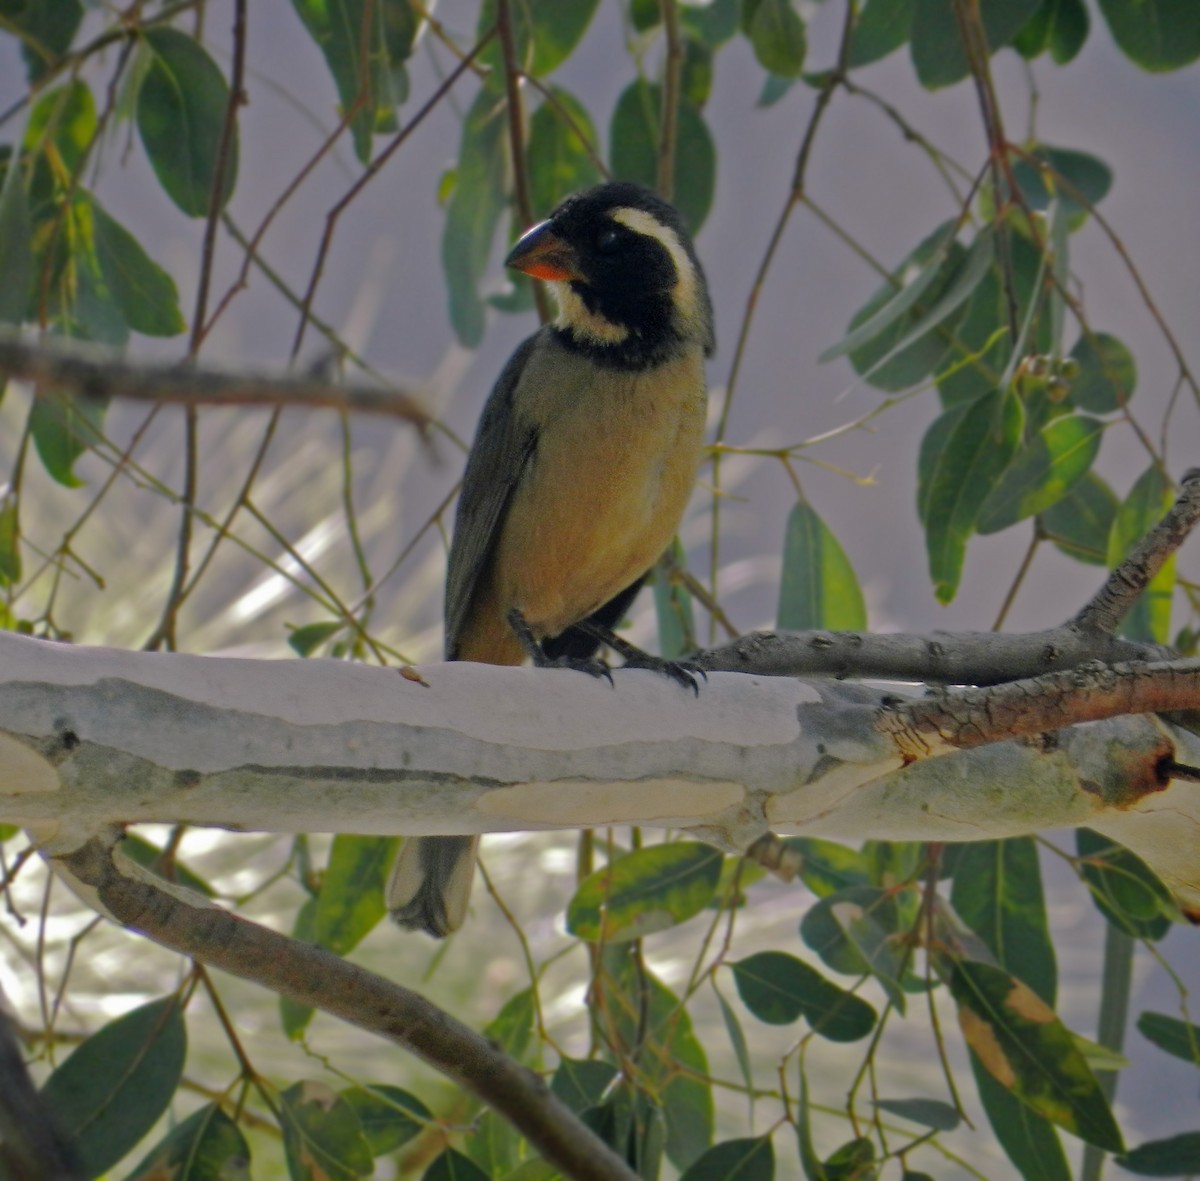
[506,181,714,368]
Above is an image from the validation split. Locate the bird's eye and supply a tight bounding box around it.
[596,226,622,254]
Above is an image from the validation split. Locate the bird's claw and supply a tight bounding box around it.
[620,653,706,696]
[536,652,615,686]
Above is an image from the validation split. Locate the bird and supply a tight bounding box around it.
[387,181,715,937]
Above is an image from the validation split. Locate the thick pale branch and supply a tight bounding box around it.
[54,832,640,1181]
[1074,467,1200,635]
[1,632,1198,911]
[0,335,430,428]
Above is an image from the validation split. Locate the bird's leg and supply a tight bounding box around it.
[576,620,705,696]
[506,607,614,685]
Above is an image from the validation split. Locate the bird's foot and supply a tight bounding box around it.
[537,652,615,685]
[619,651,706,696]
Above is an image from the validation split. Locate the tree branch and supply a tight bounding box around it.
[52,831,641,1181]
[0,334,429,428]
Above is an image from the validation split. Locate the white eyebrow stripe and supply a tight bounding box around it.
[608,206,701,330]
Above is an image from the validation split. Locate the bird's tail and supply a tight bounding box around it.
[387,835,480,937]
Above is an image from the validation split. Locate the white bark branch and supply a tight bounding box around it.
[0,631,1197,915]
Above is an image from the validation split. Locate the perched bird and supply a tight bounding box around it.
[388,181,715,937]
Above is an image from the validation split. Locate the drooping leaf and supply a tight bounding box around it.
[747,0,807,78]
[872,1096,961,1131]
[3,0,83,82]
[127,1101,251,1181]
[680,0,741,47]
[950,838,1057,1006]
[783,838,871,898]
[550,1057,619,1115]
[120,832,215,898]
[1040,471,1119,566]
[484,987,536,1061]
[28,388,108,487]
[40,996,187,1178]
[1107,465,1175,644]
[1010,144,1112,227]
[950,959,1124,1152]
[682,37,715,107]
[476,0,601,81]
[25,78,97,205]
[567,841,723,942]
[911,0,1043,88]
[919,387,1024,603]
[0,150,34,324]
[527,88,603,216]
[0,496,20,587]
[653,539,697,660]
[288,619,348,656]
[972,1063,1072,1181]
[609,79,715,234]
[714,985,755,1095]
[1069,331,1136,413]
[312,834,399,955]
[679,1135,775,1181]
[137,28,239,217]
[1013,0,1089,63]
[849,0,916,67]
[278,1080,373,1179]
[442,86,509,346]
[423,1147,492,1181]
[87,195,185,336]
[291,0,413,162]
[1116,1132,1200,1176]
[1136,1011,1200,1067]
[339,1085,430,1156]
[1097,0,1200,71]
[976,414,1103,534]
[1076,829,1175,940]
[280,896,318,1038]
[777,500,867,631]
[731,951,877,1041]
[822,1136,875,1179]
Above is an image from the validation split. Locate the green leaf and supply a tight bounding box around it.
[279,1080,373,1179]
[679,1135,775,1181]
[796,1069,826,1181]
[1097,0,1200,70]
[976,414,1103,534]
[1107,465,1175,644]
[87,196,185,336]
[1013,0,1089,63]
[550,1057,619,1114]
[920,387,1024,603]
[28,387,107,487]
[848,0,916,67]
[823,1137,875,1179]
[0,496,20,587]
[714,985,755,1096]
[527,88,603,217]
[291,0,411,163]
[312,834,398,955]
[477,0,601,80]
[748,0,807,77]
[25,78,97,195]
[0,150,34,324]
[972,1062,1071,1181]
[339,1085,430,1156]
[484,987,535,1061]
[731,951,877,1041]
[682,37,715,107]
[950,959,1124,1152]
[1069,332,1136,413]
[777,501,867,631]
[442,87,509,346]
[680,0,741,46]
[1076,829,1174,940]
[3,0,83,82]
[784,838,870,898]
[1040,471,1119,566]
[127,1101,251,1181]
[872,1097,961,1131]
[609,79,716,235]
[137,28,239,217]
[911,0,1043,88]
[950,838,1057,1006]
[567,841,722,942]
[1010,144,1112,228]
[1117,1132,1200,1175]
[40,996,187,1178]
[653,539,697,660]
[288,619,348,656]
[841,223,988,392]
[1136,1011,1200,1066]
[281,896,318,1038]
[423,1147,492,1180]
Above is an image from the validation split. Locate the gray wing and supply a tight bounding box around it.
[444,330,544,659]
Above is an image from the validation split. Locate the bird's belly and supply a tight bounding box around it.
[494,359,706,638]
